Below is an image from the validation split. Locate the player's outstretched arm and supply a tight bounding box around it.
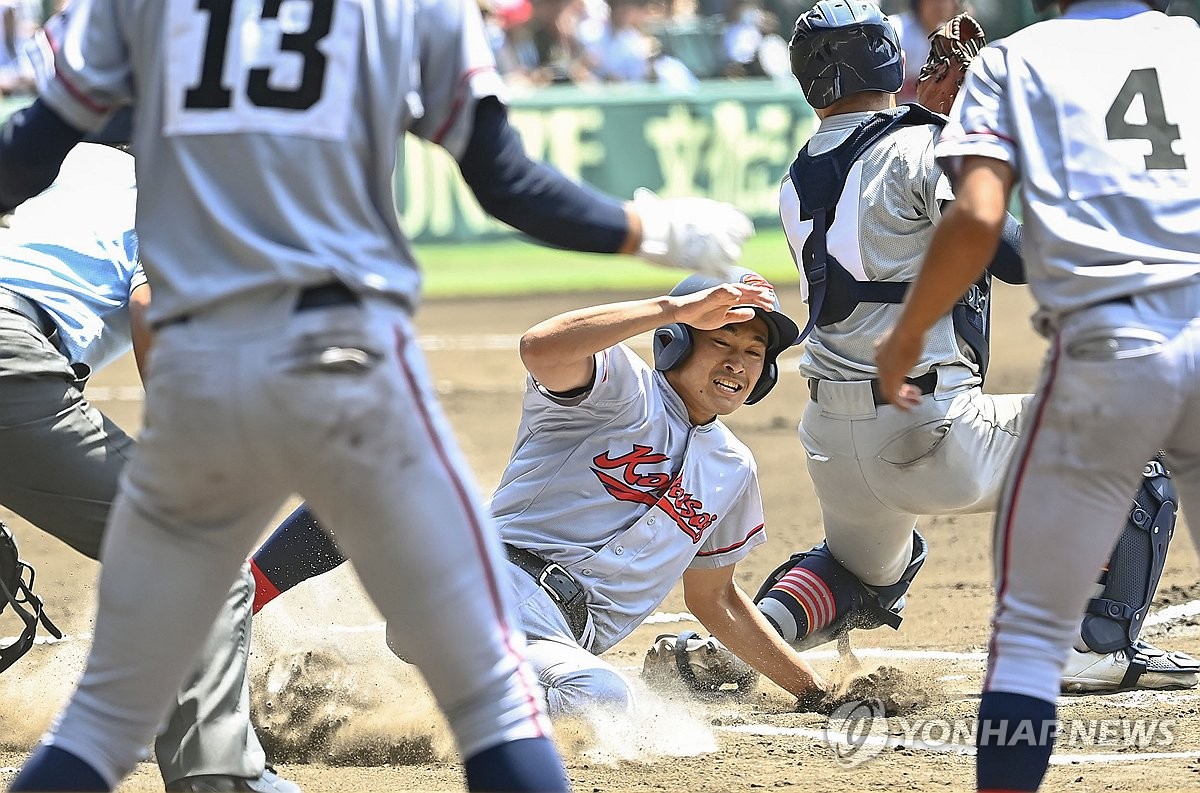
[682,565,827,697]
[876,154,1014,407]
[457,97,751,280]
[520,282,775,393]
[0,98,86,212]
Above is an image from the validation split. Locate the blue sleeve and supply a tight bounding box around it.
[457,96,630,254]
[0,98,86,213]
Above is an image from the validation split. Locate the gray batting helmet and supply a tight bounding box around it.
[789,1,903,110]
[652,267,800,406]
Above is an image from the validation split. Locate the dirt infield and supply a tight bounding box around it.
[2,284,1200,792]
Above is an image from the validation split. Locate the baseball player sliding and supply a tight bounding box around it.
[251,269,828,714]
[876,0,1200,789]
[755,0,1196,695]
[0,0,760,791]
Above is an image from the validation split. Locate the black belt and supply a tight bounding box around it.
[157,281,361,329]
[504,543,590,642]
[0,287,62,346]
[808,370,938,407]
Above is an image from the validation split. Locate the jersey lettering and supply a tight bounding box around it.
[592,445,672,493]
[164,0,363,140]
[662,478,717,542]
[590,446,717,543]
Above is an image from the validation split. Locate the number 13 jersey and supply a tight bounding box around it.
[40,0,504,326]
[934,2,1200,325]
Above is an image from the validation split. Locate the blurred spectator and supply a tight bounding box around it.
[586,0,698,88]
[0,0,37,96]
[721,0,789,79]
[889,0,963,103]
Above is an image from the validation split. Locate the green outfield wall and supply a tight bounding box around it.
[397,81,818,244]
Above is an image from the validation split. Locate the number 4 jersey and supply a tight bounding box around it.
[935,2,1200,324]
[39,0,505,326]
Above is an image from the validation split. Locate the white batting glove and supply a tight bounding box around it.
[632,188,754,280]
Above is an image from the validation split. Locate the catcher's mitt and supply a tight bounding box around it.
[642,631,760,695]
[916,13,986,115]
[0,522,61,674]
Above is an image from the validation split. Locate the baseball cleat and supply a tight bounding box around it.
[164,766,301,793]
[1060,641,1200,693]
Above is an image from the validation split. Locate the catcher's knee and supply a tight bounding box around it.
[754,531,927,652]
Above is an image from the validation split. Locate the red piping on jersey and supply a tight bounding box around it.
[695,523,764,557]
[984,335,1062,692]
[42,24,112,115]
[431,66,497,146]
[393,326,546,733]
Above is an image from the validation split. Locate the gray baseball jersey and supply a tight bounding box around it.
[493,343,767,654]
[780,111,970,382]
[937,4,1200,324]
[41,0,504,326]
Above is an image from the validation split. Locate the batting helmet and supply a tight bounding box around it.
[789,1,903,110]
[652,267,800,406]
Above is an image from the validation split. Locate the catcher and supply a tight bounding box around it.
[752,0,1197,694]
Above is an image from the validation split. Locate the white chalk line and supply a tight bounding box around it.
[0,632,89,646]
[716,724,1200,765]
[23,597,1199,662]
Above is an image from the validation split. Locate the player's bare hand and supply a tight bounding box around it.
[668,283,775,331]
[874,326,925,411]
[633,188,755,280]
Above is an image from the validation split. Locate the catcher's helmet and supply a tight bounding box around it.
[653,267,800,406]
[789,1,903,109]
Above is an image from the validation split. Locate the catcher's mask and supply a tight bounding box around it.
[0,523,62,674]
[652,267,800,405]
[789,0,903,109]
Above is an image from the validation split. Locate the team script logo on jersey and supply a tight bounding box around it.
[591,445,717,542]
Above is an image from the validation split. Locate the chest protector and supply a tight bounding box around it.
[788,103,991,379]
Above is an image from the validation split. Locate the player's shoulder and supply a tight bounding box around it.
[708,419,758,470]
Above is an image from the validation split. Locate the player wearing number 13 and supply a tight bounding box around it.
[0,0,785,788]
[873,1,1200,791]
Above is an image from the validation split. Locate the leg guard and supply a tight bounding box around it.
[1081,460,1176,653]
[754,530,927,652]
